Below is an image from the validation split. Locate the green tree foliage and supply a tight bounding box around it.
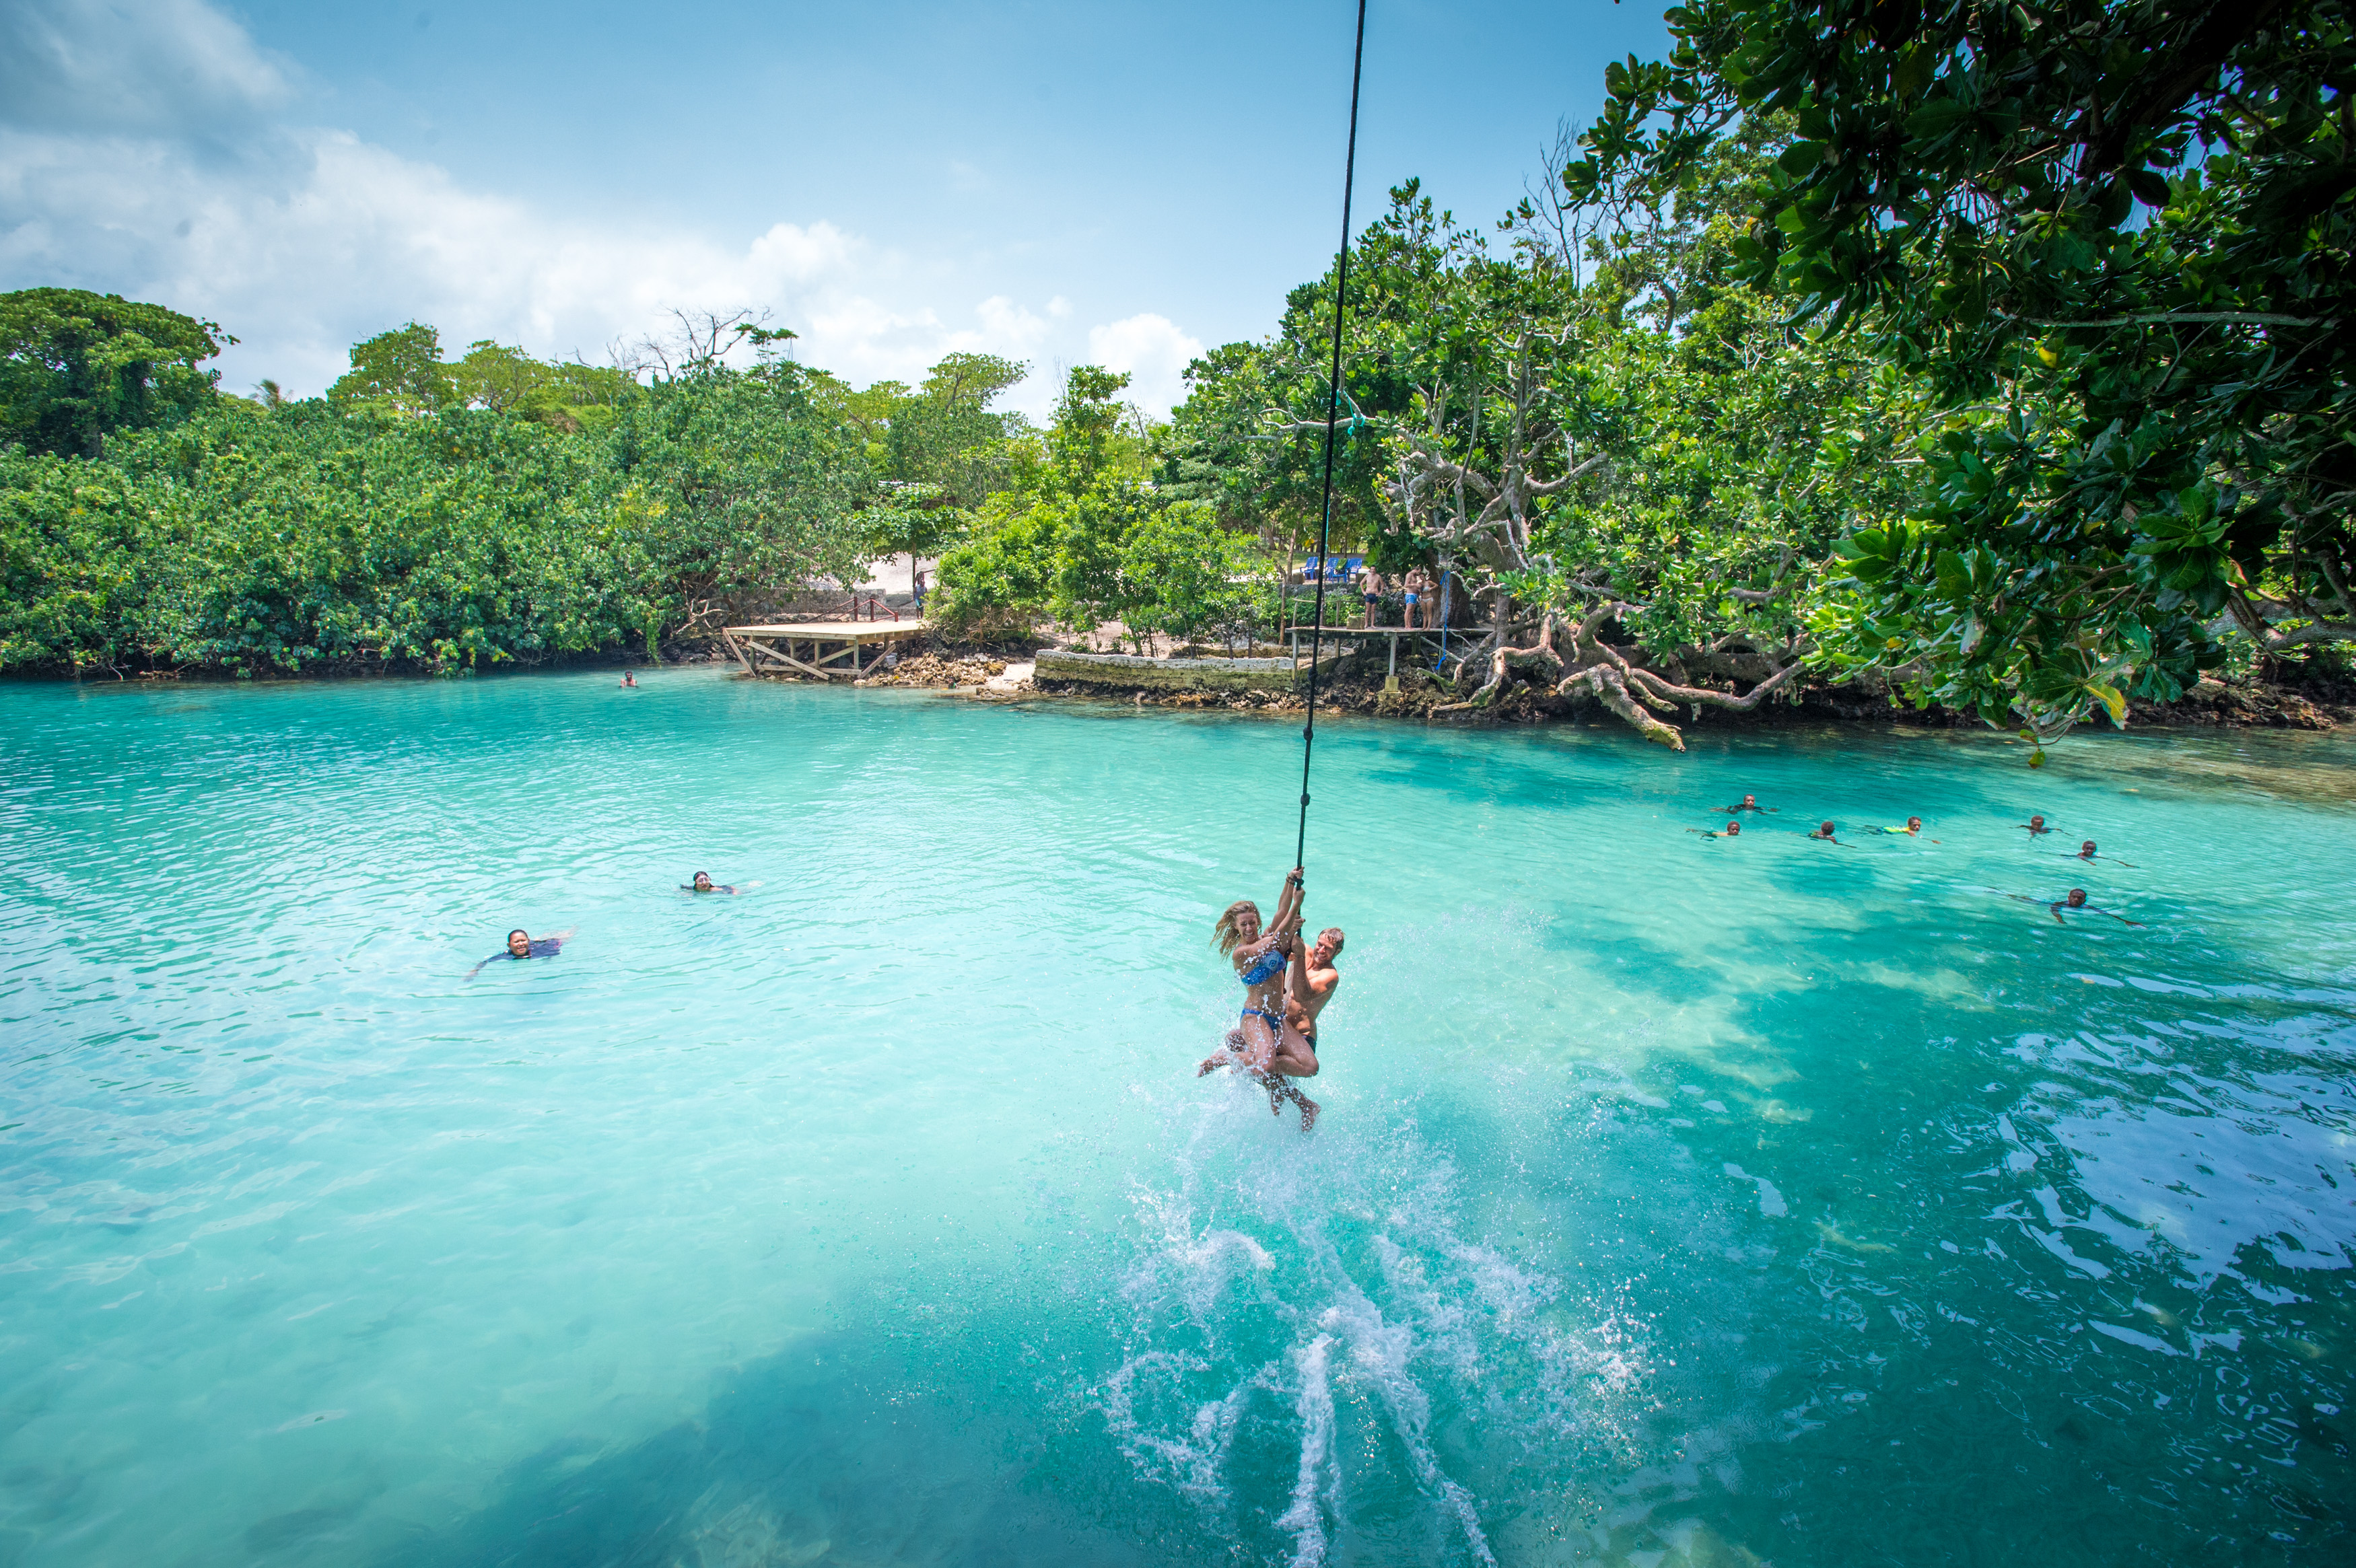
[1,314,877,676]
[1,403,642,674]
[1577,0,2356,738]
[328,322,457,415]
[1121,501,1276,651]
[0,287,228,458]
[936,365,1279,646]
[1167,165,1912,745]
[892,351,1030,506]
[841,351,1031,577]
[450,341,635,431]
[614,359,872,637]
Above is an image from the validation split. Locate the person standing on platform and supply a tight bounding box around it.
[1403,565,1433,629]
[1356,563,1385,629]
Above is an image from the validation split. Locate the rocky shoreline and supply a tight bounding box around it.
[819,638,2356,736]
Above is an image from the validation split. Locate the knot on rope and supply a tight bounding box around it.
[1335,385,1368,440]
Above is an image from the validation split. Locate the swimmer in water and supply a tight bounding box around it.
[1869,815,1941,841]
[2007,888,2142,927]
[681,871,744,894]
[1687,820,1743,839]
[2019,814,2051,836]
[621,671,637,688]
[466,926,576,978]
[1200,867,1303,1082]
[2063,839,2136,867]
[1717,793,1776,814]
[1808,820,1850,845]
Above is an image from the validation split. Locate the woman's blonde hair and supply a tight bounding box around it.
[1212,900,1261,956]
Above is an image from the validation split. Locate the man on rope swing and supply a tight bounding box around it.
[1198,867,1341,1132]
[1273,917,1344,1130]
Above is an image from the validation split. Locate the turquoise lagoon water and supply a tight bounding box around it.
[1,670,2351,1567]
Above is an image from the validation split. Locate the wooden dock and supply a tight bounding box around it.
[1286,624,1449,677]
[722,620,929,681]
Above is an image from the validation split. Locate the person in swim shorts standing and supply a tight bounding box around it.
[1402,565,1432,630]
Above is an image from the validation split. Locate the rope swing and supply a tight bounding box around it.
[1294,0,1370,875]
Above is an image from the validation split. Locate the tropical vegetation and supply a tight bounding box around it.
[6,1,2348,746]
[1161,0,2353,748]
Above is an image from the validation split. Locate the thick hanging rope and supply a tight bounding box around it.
[1294,0,1369,875]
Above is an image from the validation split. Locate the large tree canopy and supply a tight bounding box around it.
[329,322,458,415]
[0,288,228,458]
[1575,0,2355,738]
[1163,157,1916,746]
[936,365,1276,649]
[840,350,1031,572]
[1,311,880,676]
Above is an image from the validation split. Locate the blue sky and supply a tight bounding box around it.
[0,0,1669,415]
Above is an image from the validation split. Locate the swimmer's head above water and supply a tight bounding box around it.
[1811,820,1837,839]
[2078,840,2098,859]
[1907,816,1923,833]
[2023,814,2047,832]
[2063,888,2088,908]
[1725,820,1741,836]
[506,929,531,958]
[693,871,715,890]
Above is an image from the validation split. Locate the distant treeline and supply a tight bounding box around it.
[0,291,1284,676]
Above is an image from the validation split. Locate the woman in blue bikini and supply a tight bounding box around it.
[1198,866,1308,1084]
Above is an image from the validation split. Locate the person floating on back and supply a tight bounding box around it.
[2007,888,2142,927]
[681,871,745,894]
[2066,839,2136,867]
[468,927,574,978]
[1688,820,1742,840]
[2019,814,2051,836]
[1718,793,1775,814]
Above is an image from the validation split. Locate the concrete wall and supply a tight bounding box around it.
[1035,649,1343,694]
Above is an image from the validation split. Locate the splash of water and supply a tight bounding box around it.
[1097,1082,1656,1563]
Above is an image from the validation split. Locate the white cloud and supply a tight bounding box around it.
[1086,312,1205,417]
[0,0,1203,420]
[974,295,1051,351]
[0,120,1068,400]
[0,0,294,137]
